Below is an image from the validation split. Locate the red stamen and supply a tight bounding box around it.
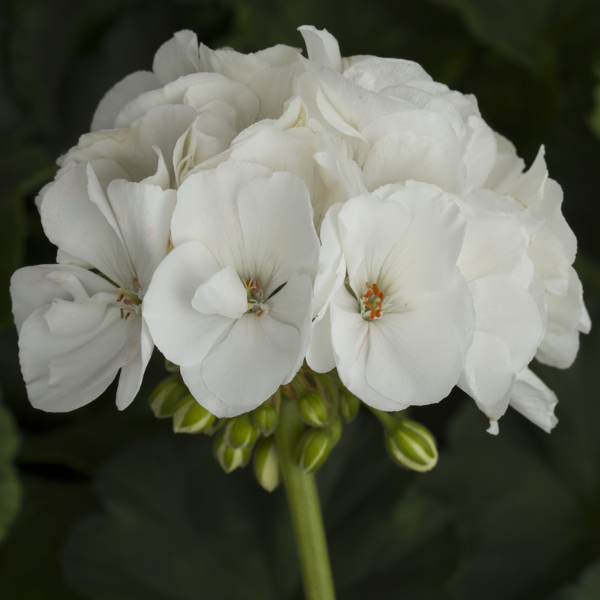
[375,310,382,318]
[123,298,136,306]
[370,308,376,320]
[117,294,124,302]
[364,301,372,308]
[124,312,131,321]
[372,283,380,296]
[120,308,124,320]
[256,310,264,318]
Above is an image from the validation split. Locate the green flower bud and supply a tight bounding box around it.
[213,431,252,474]
[386,418,438,472]
[172,396,215,434]
[253,437,281,492]
[330,417,342,447]
[252,400,279,437]
[149,376,189,418]
[295,428,331,474]
[298,391,329,427]
[224,414,258,449]
[339,390,360,423]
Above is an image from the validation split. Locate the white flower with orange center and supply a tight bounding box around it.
[308,185,475,410]
[143,160,319,417]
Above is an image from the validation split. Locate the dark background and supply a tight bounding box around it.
[1,0,600,598]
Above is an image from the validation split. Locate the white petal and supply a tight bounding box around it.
[236,170,319,296]
[172,160,270,258]
[362,111,466,193]
[470,274,543,372]
[312,203,346,319]
[340,189,465,299]
[458,214,533,286]
[342,57,432,92]
[10,264,114,333]
[509,368,558,433]
[152,30,202,85]
[19,305,141,412]
[41,162,135,286]
[306,307,336,373]
[197,312,300,412]
[536,329,580,369]
[142,241,232,367]
[298,26,343,73]
[459,331,513,408]
[266,272,314,384]
[464,115,497,189]
[91,71,159,132]
[105,179,176,293]
[116,319,154,410]
[192,265,248,320]
[330,286,409,411]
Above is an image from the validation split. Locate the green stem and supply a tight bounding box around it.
[276,396,336,600]
[369,406,400,429]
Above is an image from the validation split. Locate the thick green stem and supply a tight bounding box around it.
[276,397,336,600]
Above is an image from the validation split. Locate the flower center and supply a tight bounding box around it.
[361,282,385,321]
[245,278,268,318]
[115,277,142,321]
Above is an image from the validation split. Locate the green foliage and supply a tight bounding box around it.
[60,415,459,599]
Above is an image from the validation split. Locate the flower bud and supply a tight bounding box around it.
[330,417,342,447]
[149,376,189,418]
[224,414,258,449]
[213,431,252,474]
[298,391,329,427]
[172,396,215,434]
[253,437,281,492]
[295,428,332,474]
[339,390,360,423]
[385,418,438,472]
[252,400,279,437]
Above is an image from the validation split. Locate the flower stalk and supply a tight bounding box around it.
[276,394,336,600]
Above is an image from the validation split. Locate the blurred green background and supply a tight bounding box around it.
[1,0,600,598]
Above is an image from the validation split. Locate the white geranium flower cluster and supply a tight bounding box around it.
[12,26,589,434]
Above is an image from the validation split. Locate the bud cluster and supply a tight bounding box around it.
[149,362,439,487]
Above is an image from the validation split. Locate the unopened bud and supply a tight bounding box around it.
[253,437,281,492]
[224,414,258,449]
[339,390,360,423]
[386,418,438,472]
[298,391,329,427]
[330,417,342,447]
[173,396,215,434]
[149,376,189,418]
[213,431,252,474]
[252,399,279,437]
[295,428,331,474]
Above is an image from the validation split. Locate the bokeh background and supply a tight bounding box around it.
[1,0,600,598]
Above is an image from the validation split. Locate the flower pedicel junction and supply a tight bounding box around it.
[10,25,589,600]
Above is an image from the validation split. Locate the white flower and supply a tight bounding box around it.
[143,161,319,417]
[11,161,175,411]
[486,142,590,369]
[295,26,497,196]
[454,189,545,424]
[308,186,475,410]
[47,31,303,197]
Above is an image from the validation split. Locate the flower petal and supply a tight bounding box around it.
[509,368,558,433]
[191,265,248,320]
[142,241,232,367]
